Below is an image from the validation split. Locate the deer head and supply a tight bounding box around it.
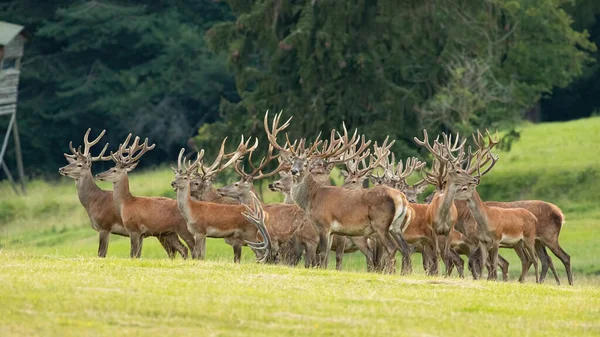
[59,128,110,180]
[391,156,428,203]
[217,142,288,201]
[341,137,394,190]
[453,129,500,200]
[95,134,155,182]
[171,148,204,191]
[185,136,258,197]
[268,169,294,194]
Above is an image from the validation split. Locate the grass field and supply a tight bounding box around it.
[1,117,600,336]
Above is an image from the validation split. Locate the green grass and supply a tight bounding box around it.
[1,251,599,337]
[1,117,600,336]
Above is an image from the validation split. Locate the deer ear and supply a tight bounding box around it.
[340,169,349,178]
[64,154,77,164]
[416,183,429,194]
[125,162,139,172]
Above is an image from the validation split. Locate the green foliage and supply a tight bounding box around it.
[199,0,594,159]
[0,0,236,174]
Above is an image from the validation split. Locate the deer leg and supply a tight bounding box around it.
[193,233,206,260]
[374,230,397,274]
[468,245,484,280]
[514,243,529,283]
[334,235,346,271]
[523,238,539,283]
[176,228,196,259]
[98,230,110,258]
[353,237,375,272]
[157,234,176,259]
[497,254,509,281]
[486,242,499,281]
[448,249,464,278]
[390,232,412,274]
[535,241,558,284]
[169,233,189,259]
[316,230,330,269]
[129,232,141,259]
[542,238,572,286]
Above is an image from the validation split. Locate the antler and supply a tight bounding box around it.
[241,192,272,262]
[464,129,500,177]
[264,110,293,154]
[174,148,205,175]
[414,129,447,162]
[201,136,258,178]
[65,128,110,161]
[109,134,155,165]
[396,156,426,181]
[234,144,289,181]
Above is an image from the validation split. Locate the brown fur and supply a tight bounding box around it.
[60,152,186,259]
[171,175,266,262]
[95,173,195,259]
[485,200,570,285]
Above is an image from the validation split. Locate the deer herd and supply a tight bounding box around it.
[58,111,572,285]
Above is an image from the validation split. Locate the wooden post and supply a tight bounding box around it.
[1,160,19,195]
[12,117,25,194]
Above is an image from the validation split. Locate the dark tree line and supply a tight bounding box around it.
[0,0,598,177]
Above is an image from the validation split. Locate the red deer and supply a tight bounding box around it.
[215,143,310,263]
[95,134,195,258]
[265,111,411,273]
[170,148,271,262]
[417,130,540,282]
[59,129,186,258]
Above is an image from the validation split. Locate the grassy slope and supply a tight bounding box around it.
[1,117,600,336]
[1,251,599,337]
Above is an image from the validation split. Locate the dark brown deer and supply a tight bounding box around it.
[95,134,195,258]
[265,111,411,272]
[59,129,187,258]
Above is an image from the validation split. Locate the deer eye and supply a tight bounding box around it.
[235,183,239,187]
[77,164,82,168]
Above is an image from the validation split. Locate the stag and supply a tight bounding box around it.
[418,130,539,282]
[95,134,195,258]
[264,111,411,272]
[216,143,310,263]
[59,129,187,258]
[268,169,321,268]
[170,147,271,262]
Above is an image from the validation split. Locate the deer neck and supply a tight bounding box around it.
[75,169,104,209]
[176,182,195,224]
[238,185,263,206]
[112,175,134,216]
[435,182,459,224]
[203,188,222,202]
[291,173,319,212]
[282,191,294,204]
[466,190,491,233]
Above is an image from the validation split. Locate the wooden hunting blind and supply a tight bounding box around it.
[0,21,27,194]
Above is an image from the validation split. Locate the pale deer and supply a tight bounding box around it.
[265,111,411,272]
[171,148,271,262]
[215,143,310,263]
[268,170,320,268]
[59,129,187,258]
[95,134,196,258]
[422,130,540,282]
